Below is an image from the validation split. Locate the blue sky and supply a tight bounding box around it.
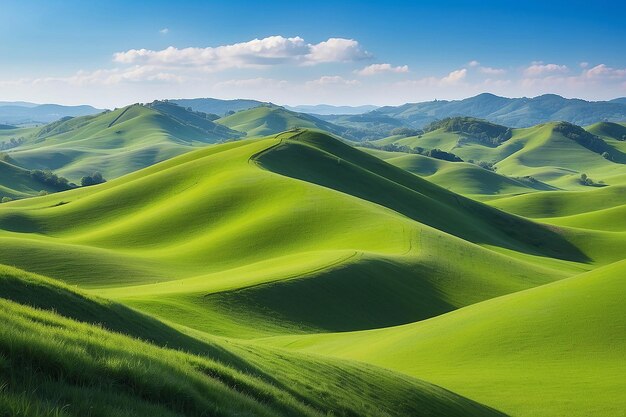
[1,0,625,107]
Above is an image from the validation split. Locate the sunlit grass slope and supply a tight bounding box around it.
[6,104,242,181]
[0,130,589,338]
[0,264,505,417]
[376,121,626,189]
[266,259,626,417]
[362,148,555,197]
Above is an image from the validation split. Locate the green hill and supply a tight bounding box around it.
[0,264,504,417]
[266,259,626,417]
[362,148,555,197]
[5,104,243,182]
[0,157,72,199]
[216,105,350,138]
[1,128,624,417]
[376,120,626,190]
[0,130,597,340]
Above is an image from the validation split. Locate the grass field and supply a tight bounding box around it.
[1,264,506,417]
[265,260,626,417]
[375,120,626,191]
[1,126,624,416]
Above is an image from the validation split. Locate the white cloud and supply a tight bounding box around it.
[580,62,589,68]
[523,63,568,77]
[113,36,370,71]
[306,75,360,87]
[479,66,506,76]
[468,60,480,67]
[441,68,467,85]
[583,64,626,79]
[356,63,409,76]
[305,38,371,64]
[159,28,169,35]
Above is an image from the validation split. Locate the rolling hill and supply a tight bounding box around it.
[0,129,599,339]
[375,118,626,190]
[0,158,72,199]
[266,259,626,417]
[363,148,556,196]
[215,105,351,138]
[2,103,243,182]
[0,264,504,417]
[0,127,624,416]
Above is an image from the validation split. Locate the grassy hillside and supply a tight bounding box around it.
[376,120,626,190]
[2,127,624,417]
[266,260,626,417]
[0,130,597,340]
[362,145,557,197]
[5,104,243,182]
[0,264,504,417]
[216,105,349,138]
[0,158,71,199]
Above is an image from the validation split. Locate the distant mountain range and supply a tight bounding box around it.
[370,93,626,128]
[3,94,625,138]
[169,98,268,117]
[0,101,103,125]
[284,104,379,115]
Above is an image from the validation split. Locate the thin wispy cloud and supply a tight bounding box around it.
[356,63,409,76]
[523,63,568,77]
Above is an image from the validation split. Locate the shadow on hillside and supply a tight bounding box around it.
[255,131,589,263]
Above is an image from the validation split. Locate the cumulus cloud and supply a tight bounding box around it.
[583,64,626,79]
[113,36,370,71]
[468,60,480,67]
[355,63,409,76]
[441,68,467,85]
[159,28,169,35]
[523,63,568,77]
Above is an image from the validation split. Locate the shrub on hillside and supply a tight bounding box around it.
[389,127,423,137]
[1,197,12,203]
[580,173,595,186]
[81,172,106,187]
[30,170,73,190]
[554,122,611,154]
[423,148,463,162]
[424,117,512,146]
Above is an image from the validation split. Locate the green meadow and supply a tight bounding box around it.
[0,105,624,416]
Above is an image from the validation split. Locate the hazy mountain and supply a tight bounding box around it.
[0,103,103,124]
[374,93,626,128]
[284,104,379,115]
[0,101,39,108]
[169,98,267,117]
